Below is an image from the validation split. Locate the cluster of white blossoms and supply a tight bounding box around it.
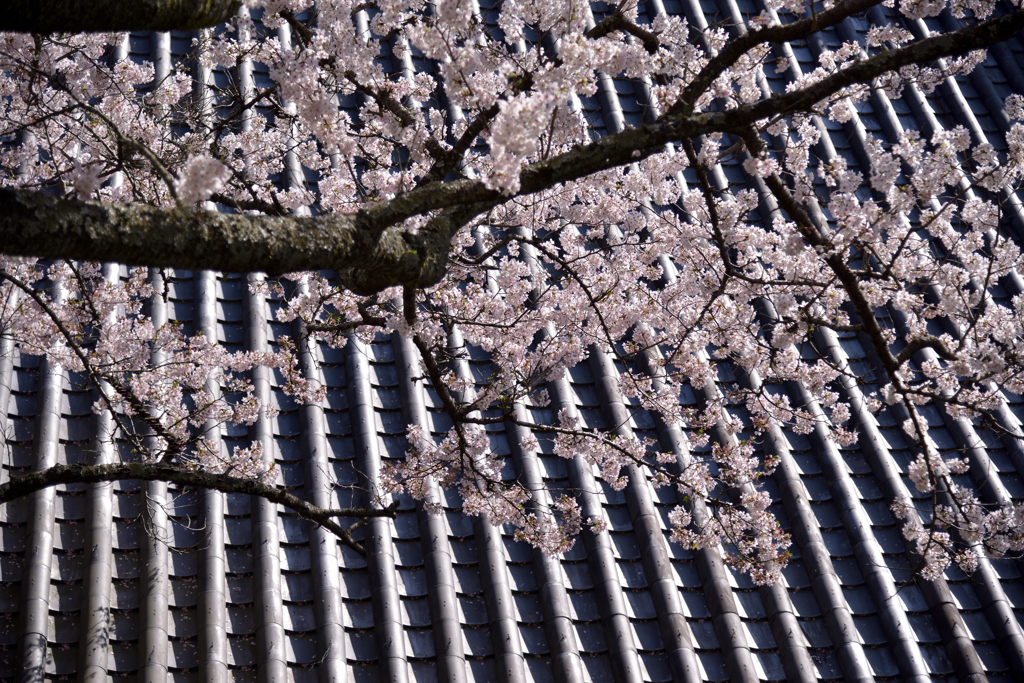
[2,0,1024,583]
[175,155,232,205]
[0,258,318,481]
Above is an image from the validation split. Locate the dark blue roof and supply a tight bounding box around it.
[3,1,1024,681]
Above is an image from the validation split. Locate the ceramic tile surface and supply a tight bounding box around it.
[2,1,1024,681]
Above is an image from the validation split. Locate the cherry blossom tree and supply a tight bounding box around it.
[2,0,1024,583]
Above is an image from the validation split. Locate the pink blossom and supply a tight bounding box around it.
[175,155,232,205]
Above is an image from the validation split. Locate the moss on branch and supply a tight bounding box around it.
[0,188,470,294]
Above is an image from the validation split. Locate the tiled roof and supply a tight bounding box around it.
[3,1,1024,682]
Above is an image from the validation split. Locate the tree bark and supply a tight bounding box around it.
[0,7,1021,291]
[0,461,398,553]
[1,0,240,32]
[0,187,472,293]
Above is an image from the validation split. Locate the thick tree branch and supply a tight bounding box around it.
[1,7,1020,294]
[2,0,240,32]
[0,461,398,554]
[0,188,481,294]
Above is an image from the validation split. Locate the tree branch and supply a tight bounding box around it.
[895,334,958,365]
[355,8,1024,230]
[673,0,882,115]
[0,461,398,554]
[713,7,1024,129]
[1,7,1020,294]
[0,265,184,459]
[587,12,661,54]
[0,188,482,294]
[739,126,905,378]
[1,0,240,32]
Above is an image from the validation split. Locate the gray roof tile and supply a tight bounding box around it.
[2,2,1024,681]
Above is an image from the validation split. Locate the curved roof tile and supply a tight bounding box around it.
[3,1,1024,681]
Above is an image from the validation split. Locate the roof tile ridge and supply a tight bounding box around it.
[647,33,815,679]
[196,269,230,682]
[985,35,1024,99]
[445,225,529,683]
[138,267,171,683]
[78,266,118,680]
[0,292,16,484]
[545,366,647,683]
[513,220,643,679]
[691,354,816,683]
[904,15,999,142]
[394,328,468,683]
[719,326,877,683]
[780,335,933,683]
[690,533,761,683]
[514,211,644,683]
[346,332,409,683]
[911,353,1024,674]
[273,41,352,671]
[809,321,996,680]
[245,273,289,679]
[496,226,587,683]
[237,24,287,677]
[505,402,586,683]
[763,48,1002,655]
[754,377,876,683]
[583,342,704,683]
[849,6,1024,490]
[131,35,174,683]
[647,3,852,673]
[630,28,810,668]
[16,277,63,680]
[78,473,115,675]
[625,324,753,683]
[473,516,526,683]
[293,279,348,680]
[886,291,1017,510]
[472,513,527,683]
